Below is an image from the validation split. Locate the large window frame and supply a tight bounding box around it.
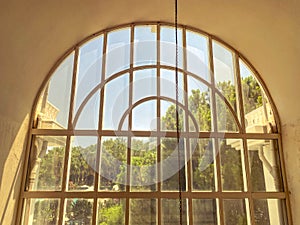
[17,22,293,225]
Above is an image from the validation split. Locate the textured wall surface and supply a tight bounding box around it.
[282,118,300,224]
[0,115,29,225]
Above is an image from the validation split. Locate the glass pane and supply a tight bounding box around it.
[186,30,209,81]
[64,199,93,225]
[67,136,97,191]
[73,90,100,129]
[160,69,184,103]
[247,139,283,192]
[23,198,60,225]
[253,199,287,225]
[130,137,157,191]
[162,199,187,225]
[213,41,238,116]
[132,100,157,131]
[160,26,183,68]
[106,28,130,78]
[190,139,216,191]
[161,138,186,191]
[74,36,103,117]
[35,53,74,129]
[133,69,156,104]
[188,76,212,131]
[219,139,245,191]
[193,199,218,225]
[216,94,239,132]
[129,199,157,225]
[223,199,249,225]
[240,60,277,133]
[97,198,125,225]
[134,25,157,66]
[161,101,185,132]
[99,137,127,191]
[27,136,66,191]
[103,74,129,130]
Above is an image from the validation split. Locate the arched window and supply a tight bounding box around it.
[20,23,291,225]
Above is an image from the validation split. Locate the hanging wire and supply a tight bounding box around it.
[175,0,183,224]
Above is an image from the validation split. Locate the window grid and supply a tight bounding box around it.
[18,22,292,225]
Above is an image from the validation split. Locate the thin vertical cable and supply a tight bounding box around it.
[175,0,183,225]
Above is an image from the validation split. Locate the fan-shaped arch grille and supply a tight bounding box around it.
[20,23,290,225]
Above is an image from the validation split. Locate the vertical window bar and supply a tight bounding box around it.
[126,24,135,225]
[92,141,101,225]
[234,53,246,134]
[242,138,255,225]
[125,137,131,225]
[209,36,224,225]
[93,34,106,194]
[22,199,30,225]
[91,197,97,225]
[157,23,162,192]
[16,130,35,224]
[68,48,79,130]
[182,27,189,134]
[58,135,72,225]
[183,27,194,225]
[99,32,108,131]
[97,32,107,190]
[97,32,108,224]
[208,37,222,187]
[208,37,218,134]
[94,33,108,225]
[157,23,162,225]
[215,139,224,225]
[129,25,134,132]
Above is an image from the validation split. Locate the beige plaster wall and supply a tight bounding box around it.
[0,115,29,225]
[282,118,300,224]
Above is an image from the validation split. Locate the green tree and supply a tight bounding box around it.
[32,199,59,225]
[100,138,127,191]
[216,81,238,132]
[162,105,184,131]
[131,141,157,190]
[189,89,211,131]
[219,140,243,191]
[191,139,215,191]
[37,147,64,190]
[65,199,93,225]
[129,199,156,225]
[98,199,125,225]
[242,76,263,114]
[69,145,96,188]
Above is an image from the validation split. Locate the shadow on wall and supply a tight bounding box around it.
[0,114,29,225]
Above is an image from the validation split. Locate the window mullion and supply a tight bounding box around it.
[67,48,79,130]
[208,36,225,225]
[234,53,246,133]
[58,135,72,225]
[242,138,256,225]
[157,23,162,225]
[183,26,194,225]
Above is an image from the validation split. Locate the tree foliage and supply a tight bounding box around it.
[37,147,64,190]
[65,199,93,225]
